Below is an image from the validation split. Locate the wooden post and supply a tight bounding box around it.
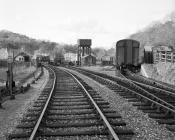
[9,62,15,99]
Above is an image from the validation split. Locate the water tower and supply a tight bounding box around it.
[77,39,92,66]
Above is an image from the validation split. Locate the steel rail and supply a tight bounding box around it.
[118,71,175,110]
[128,71,175,93]
[60,67,120,140]
[149,77,175,90]
[132,80,175,98]
[29,66,56,140]
[115,70,175,113]
[71,67,175,114]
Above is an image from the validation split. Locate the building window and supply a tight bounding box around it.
[162,55,165,58]
[167,56,171,59]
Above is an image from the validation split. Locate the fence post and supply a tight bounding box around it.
[0,90,2,108]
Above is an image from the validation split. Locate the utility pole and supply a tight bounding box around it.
[7,44,16,100]
[8,53,15,99]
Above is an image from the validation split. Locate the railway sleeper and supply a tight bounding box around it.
[28,107,43,112]
[49,105,109,110]
[132,102,152,106]
[48,109,116,115]
[52,96,85,99]
[127,98,140,102]
[8,131,32,139]
[38,127,134,136]
[119,95,136,98]
[51,99,88,102]
[47,114,99,120]
[44,120,126,128]
[148,112,174,119]
[47,113,122,120]
[47,110,95,115]
[156,119,175,125]
[166,125,175,132]
[21,116,38,122]
[51,102,89,106]
[49,105,92,110]
[137,106,157,110]
[16,121,36,129]
[55,93,83,96]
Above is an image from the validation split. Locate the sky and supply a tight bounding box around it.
[0,0,174,49]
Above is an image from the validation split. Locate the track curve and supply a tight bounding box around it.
[68,67,175,132]
[8,66,134,140]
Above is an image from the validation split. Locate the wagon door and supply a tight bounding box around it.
[132,46,139,66]
[116,46,125,66]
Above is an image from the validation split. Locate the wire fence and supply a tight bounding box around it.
[0,60,36,83]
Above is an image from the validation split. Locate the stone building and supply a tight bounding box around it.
[152,46,174,63]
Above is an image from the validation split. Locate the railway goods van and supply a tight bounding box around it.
[116,39,140,71]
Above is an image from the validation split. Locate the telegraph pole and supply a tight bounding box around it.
[7,44,15,100]
[8,55,15,99]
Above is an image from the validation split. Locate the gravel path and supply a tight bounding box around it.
[63,68,175,140]
[0,68,49,140]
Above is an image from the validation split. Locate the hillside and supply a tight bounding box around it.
[0,30,32,43]
[0,30,41,54]
[129,12,175,59]
[0,30,78,56]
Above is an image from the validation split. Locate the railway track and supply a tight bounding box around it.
[68,67,175,132]
[8,66,134,140]
[126,71,175,93]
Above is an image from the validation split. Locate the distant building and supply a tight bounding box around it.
[81,54,96,66]
[15,52,30,62]
[64,52,77,63]
[152,46,174,63]
[77,39,92,66]
[101,55,114,65]
[0,47,8,60]
[144,46,153,64]
[32,50,50,60]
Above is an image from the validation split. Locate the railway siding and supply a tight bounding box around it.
[64,67,175,139]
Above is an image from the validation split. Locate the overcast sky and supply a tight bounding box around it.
[0,0,174,49]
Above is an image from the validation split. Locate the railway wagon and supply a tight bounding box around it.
[116,39,140,71]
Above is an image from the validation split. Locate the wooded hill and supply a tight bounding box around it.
[0,12,174,59]
[0,30,77,56]
[129,12,175,58]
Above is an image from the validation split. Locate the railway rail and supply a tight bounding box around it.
[8,66,134,140]
[68,67,175,132]
[126,71,175,93]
